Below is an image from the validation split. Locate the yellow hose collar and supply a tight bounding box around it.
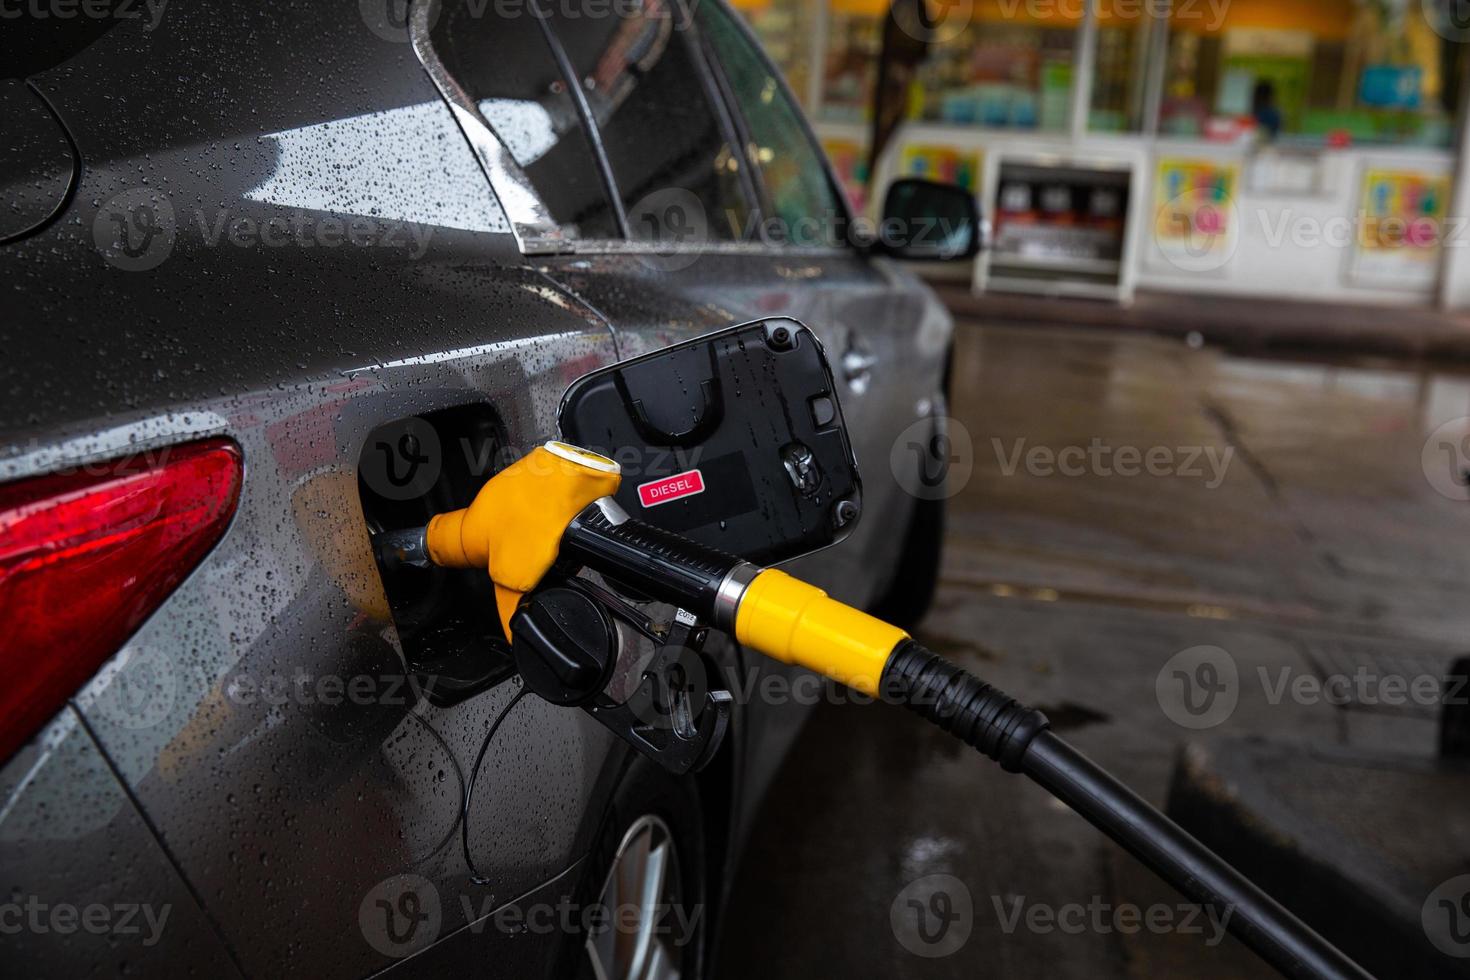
[734,569,909,696]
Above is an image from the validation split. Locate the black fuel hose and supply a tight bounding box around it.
[881,640,1373,980]
[445,491,1372,980]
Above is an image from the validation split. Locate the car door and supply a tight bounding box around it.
[412,0,953,846]
[418,0,949,603]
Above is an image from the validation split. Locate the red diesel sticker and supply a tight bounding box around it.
[637,469,705,508]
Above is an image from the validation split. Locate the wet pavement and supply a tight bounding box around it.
[716,322,1470,979]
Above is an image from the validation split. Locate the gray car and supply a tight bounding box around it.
[0,0,964,975]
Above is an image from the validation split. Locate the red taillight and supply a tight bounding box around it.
[0,439,242,761]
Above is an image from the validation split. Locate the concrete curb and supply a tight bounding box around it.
[932,282,1470,361]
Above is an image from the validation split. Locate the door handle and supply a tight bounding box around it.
[842,345,877,394]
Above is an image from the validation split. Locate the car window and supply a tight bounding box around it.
[544,0,753,243]
[431,1,619,239]
[696,0,845,247]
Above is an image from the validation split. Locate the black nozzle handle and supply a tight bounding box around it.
[560,500,747,622]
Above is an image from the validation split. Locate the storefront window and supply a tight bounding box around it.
[821,0,886,121]
[729,0,823,110]
[1090,9,1165,133]
[914,3,1081,130]
[789,0,1083,129]
[1158,0,1467,147]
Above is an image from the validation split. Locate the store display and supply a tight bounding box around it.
[898,143,982,192]
[1153,158,1238,271]
[821,136,871,211]
[989,160,1132,295]
[1350,167,1451,286]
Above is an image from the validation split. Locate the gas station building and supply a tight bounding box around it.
[735,0,1470,310]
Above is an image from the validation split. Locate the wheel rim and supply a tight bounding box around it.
[585,814,687,980]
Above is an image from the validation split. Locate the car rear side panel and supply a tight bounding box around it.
[1,2,638,975]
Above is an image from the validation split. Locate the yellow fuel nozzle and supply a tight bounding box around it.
[423,441,621,639]
[408,438,909,694]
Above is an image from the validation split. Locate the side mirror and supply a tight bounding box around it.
[877,178,982,261]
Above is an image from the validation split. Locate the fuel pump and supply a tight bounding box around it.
[374,319,1371,980]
